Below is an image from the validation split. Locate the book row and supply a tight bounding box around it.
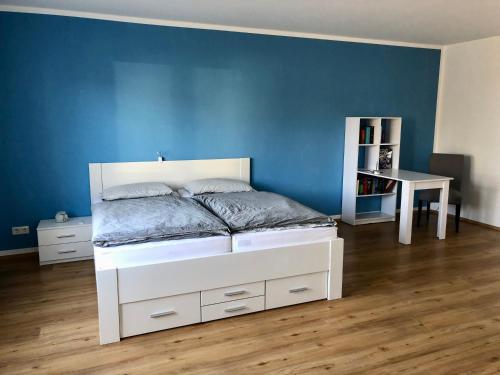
[357,176,397,196]
[359,125,374,144]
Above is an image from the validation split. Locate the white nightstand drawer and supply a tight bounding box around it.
[201,281,265,306]
[38,225,92,246]
[38,241,93,264]
[120,293,200,337]
[265,272,327,310]
[202,296,265,322]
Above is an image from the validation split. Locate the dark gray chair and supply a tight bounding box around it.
[417,153,465,232]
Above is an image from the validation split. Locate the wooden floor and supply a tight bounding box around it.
[1,215,500,374]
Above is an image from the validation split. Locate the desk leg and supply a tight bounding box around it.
[399,181,415,245]
[437,180,450,239]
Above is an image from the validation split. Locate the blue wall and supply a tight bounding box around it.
[0,12,441,251]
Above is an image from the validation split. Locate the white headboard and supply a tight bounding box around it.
[89,158,250,204]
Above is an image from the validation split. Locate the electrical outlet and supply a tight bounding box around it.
[12,226,30,235]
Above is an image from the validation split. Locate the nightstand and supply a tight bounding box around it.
[37,216,93,265]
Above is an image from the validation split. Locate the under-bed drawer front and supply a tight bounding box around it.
[38,242,93,263]
[201,281,265,306]
[38,226,92,246]
[202,296,265,322]
[120,293,200,338]
[266,272,327,310]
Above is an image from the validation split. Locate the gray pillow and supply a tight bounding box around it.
[102,182,173,201]
[183,178,252,196]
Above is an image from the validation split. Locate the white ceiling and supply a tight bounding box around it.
[2,0,500,47]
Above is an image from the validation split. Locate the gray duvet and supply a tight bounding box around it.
[194,191,335,232]
[92,196,230,247]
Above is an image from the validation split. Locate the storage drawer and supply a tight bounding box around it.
[38,241,93,264]
[38,226,92,246]
[120,293,200,337]
[266,272,327,310]
[201,281,265,306]
[202,296,265,322]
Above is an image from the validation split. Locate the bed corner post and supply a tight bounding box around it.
[240,158,251,183]
[89,163,103,205]
[95,265,120,344]
[328,237,344,300]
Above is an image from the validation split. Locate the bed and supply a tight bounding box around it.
[90,158,344,344]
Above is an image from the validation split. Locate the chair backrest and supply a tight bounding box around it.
[429,153,465,191]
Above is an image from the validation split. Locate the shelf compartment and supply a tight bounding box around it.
[356,172,396,196]
[354,212,395,225]
[381,118,401,145]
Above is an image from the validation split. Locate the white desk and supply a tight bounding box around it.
[358,169,453,245]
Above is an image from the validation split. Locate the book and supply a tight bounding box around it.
[360,128,366,144]
[377,178,385,194]
[365,126,371,144]
[384,180,397,193]
[381,120,388,143]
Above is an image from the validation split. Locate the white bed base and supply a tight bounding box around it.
[89,158,344,344]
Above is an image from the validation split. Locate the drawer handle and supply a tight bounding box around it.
[224,290,246,297]
[57,234,76,239]
[289,287,309,294]
[150,310,176,318]
[224,305,248,313]
[57,249,77,254]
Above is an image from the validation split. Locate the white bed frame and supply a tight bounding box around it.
[90,158,344,344]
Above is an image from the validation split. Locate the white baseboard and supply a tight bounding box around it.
[0,247,38,256]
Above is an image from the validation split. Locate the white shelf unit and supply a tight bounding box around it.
[341,117,402,225]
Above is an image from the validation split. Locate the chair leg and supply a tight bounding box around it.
[455,204,461,232]
[426,201,431,223]
[417,200,422,227]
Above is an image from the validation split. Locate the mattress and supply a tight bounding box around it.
[94,236,231,269]
[194,191,335,232]
[92,195,230,247]
[232,226,338,253]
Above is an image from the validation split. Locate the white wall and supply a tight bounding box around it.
[435,36,500,227]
